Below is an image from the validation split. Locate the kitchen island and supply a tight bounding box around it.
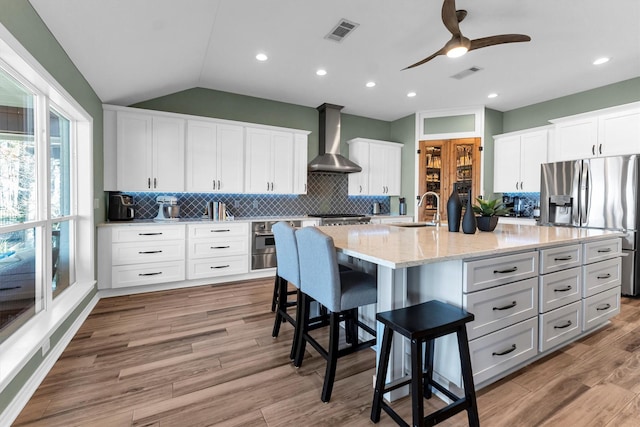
[318,223,624,399]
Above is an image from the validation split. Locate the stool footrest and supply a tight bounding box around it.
[424,397,472,426]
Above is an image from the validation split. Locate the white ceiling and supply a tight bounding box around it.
[29,0,640,121]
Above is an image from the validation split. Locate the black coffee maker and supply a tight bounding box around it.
[108,193,135,221]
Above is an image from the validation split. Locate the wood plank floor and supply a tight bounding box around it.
[13,278,640,426]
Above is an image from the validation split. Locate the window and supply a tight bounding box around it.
[0,65,80,340]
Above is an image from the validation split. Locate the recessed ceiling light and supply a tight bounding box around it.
[255,53,268,61]
[407,92,417,98]
[316,69,327,76]
[366,81,376,88]
[593,57,610,65]
[488,93,498,99]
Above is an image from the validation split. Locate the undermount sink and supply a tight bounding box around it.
[389,222,438,228]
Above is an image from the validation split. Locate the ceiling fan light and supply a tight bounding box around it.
[447,46,468,58]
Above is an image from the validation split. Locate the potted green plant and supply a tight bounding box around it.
[472,197,511,231]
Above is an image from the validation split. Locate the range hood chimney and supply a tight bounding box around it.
[308,103,362,173]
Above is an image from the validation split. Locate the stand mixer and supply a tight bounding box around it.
[155,196,180,221]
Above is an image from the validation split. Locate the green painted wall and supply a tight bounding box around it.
[0,0,101,416]
[483,108,504,199]
[423,114,476,135]
[133,88,391,161]
[503,77,640,132]
[390,114,416,215]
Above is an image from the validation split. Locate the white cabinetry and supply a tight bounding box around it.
[186,223,249,280]
[348,138,403,196]
[462,251,539,384]
[293,133,308,194]
[549,102,640,162]
[245,128,295,194]
[99,225,186,289]
[493,127,549,193]
[116,112,185,191]
[186,120,244,193]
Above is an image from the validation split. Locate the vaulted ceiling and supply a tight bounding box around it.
[29,0,640,121]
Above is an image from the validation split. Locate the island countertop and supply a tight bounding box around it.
[318,223,624,269]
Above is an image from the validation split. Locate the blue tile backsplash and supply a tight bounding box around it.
[118,173,390,220]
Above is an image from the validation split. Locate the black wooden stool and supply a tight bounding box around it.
[371,300,479,427]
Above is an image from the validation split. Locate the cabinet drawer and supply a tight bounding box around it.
[112,261,185,288]
[187,255,248,280]
[112,225,185,243]
[539,267,582,313]
[468,317,538,385]
[188,237,248,259]
[583,257,621,297]
[188,222,248,239]
[112,240,185,265]
[463,251,538,293]
[583,238,622,264]
[539,301,582,352]
[582,286,621,331]
[539,244,581,274]
[464,277,538,340]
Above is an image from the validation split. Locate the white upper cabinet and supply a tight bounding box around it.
[293,133,309,194]
[348,138,403,196]
[549,102,640,162]
[245,128,295,194]
[494,128,549,193]
[116,111,185,192]
[186,120,244,193]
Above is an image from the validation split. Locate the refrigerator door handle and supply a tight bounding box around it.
[580,162,590,227]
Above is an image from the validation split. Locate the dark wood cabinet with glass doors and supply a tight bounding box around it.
[418,138,481,223]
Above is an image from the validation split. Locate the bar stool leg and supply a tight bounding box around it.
[293,293,311,368]
[272,277,287,337]
[457,326,480,427]
[423,339,435,399]
[321,312,341,403]
[289,288,303,360]
[410,338,425,427]
[371,325,393,423]
[270,274,279,312]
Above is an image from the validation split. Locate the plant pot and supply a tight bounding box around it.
[476,216,499,232]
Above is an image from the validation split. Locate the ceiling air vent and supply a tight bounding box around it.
[325,19,359,42]
[450,66,483,80]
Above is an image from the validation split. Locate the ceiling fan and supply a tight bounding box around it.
[404,0,531,69]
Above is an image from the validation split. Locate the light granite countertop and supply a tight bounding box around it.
[318,223,624,269]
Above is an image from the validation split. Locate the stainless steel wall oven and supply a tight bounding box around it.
[251,220,301,270]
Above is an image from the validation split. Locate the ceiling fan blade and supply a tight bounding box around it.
[441,0,461,36]
[469,34,531,51]
[403,47,447,70]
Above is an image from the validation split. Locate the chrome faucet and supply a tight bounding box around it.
[417,191,441,226]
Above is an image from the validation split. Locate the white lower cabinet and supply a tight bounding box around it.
[539,267,582,313]
[539,301,582,352]
[468,317,538,385]
[186,222,249,280]
[106,224,186,289]
[582,285,621,331]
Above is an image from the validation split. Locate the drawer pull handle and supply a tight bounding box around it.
[139,250,162,254]
[492,344,517,356]
[211,246,230,249]
[597,273,612,280]
[493,301,517,311]
[554,320,573,329]
[596,303,611,311]
[597,248,612,253]
[138,232,163,236]
[211,229,231,233]
[554,256,572,261]
[211,265,230,269]
[138,272,162,276]
[554,286,572,292]
[493,267,518,274]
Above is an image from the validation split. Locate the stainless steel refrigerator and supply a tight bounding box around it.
[540,155,640,296]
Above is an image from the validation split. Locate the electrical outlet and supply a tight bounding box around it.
[41,337,50,356]
[253,200,259,209]
[93,198,100,209]
[234,200,240,208]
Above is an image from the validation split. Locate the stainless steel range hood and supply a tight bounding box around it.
[308,103,362,173]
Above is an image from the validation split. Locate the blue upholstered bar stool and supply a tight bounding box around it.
[371,300,479,427]
[271,222,300,338]
[293,226,377,402]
